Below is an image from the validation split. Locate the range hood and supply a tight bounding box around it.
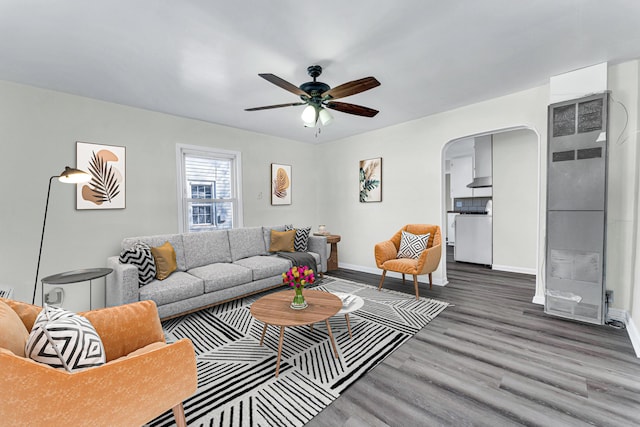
[467,176,492,188]
[466,135,493,188]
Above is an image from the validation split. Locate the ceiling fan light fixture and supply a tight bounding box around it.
[319,108,333,126]
[301,105,317,127]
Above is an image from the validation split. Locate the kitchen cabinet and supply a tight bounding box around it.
[454,214,492,265]
[450,156,474,198]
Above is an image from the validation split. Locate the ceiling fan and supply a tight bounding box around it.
[245,65,380,127]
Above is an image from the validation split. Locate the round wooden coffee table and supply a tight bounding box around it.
[250,289,342,377]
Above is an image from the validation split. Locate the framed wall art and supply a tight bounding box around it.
[359,157,382,202]
[76,141,126,210]
[271,163,291,205]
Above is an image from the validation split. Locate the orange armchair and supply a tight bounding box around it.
[374,224,442,299]
[0,299,197,427]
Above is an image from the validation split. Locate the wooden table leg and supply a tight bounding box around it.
[325,319,339,358]
[345,314,352,339]
[259,323,268,346]
[275,326,285,377]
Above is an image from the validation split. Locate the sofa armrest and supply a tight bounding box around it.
[307,235,328,272]
[106,256,139,307]
[0,338,197,427]
[375,240,398,268]
[80,300,165,361]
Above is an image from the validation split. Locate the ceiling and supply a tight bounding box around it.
[2,1,640,144]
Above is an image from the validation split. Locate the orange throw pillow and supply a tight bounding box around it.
[269,229,296,252]
[151,241,177,280]
[0,300,29,357]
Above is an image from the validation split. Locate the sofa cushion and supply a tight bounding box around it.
[285,225,312,251]
[262,225,287,252]
[0,300,29,357]
[139,272,204,307]
[234,255,292,281]
[183,230,231,270]
[119,242,156,286]
[25,305,106,372]
[122,234,187,272]
[189,263,253,293]
[151,241,178,280]
[228,227,266,261]
[269,229,296,252]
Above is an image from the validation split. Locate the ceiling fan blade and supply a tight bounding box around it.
[245,102,306,111]
[259,73,309,97]
[325,101,379,117]
[321,76,380,100]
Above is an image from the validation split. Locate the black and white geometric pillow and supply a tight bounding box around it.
[285,225,311,252]
[397,231,430,259]
[120,242,156,286]
[25,305,106,372]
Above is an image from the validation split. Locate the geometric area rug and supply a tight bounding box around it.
[147,276,449,427]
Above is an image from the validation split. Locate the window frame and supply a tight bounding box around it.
[176,144,243,233]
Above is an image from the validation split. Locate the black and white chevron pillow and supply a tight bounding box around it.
[397,231,430,259]
[120,242,156,286]
[285,225,311,252]
[25,305,106,372]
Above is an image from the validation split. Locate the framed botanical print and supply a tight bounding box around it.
[76,141,126,209]
[271,163,291,205]
[359,157,382,202]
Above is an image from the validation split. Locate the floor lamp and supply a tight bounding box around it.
[32,166,91,305]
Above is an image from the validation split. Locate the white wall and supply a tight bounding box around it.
[492,129,538,274]
[606,61,639,322]
[317,86,549,295]
[0,81,317,311]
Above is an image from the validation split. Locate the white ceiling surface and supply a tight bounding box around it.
[1,1,640,144]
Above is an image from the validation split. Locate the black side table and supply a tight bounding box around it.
[41,268,113,310]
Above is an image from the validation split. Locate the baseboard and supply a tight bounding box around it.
[627,316,640,358]
[491,264,537,275]
[609,308,640,358]
[338,263,447,286]
[532,295,545,305]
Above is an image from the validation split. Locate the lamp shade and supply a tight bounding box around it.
[319,108,333,126]
[58,167,91,184]
[301,105,317,127]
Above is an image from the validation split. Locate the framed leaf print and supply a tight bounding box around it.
[359,157,382,202]
[271,163,291,205]
[76,141,126,209]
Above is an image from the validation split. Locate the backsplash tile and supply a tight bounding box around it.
[453,197,492,213]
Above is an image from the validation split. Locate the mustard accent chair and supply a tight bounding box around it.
[374,224,442,299]
[0,298,197,427]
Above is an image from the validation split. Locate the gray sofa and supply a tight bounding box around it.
[106,225,327,319]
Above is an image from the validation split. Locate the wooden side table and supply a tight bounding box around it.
[325,235,341,271]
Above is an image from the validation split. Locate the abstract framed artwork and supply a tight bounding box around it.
[359,157,382,202]
[76,141,126,210]
[271,163,291,205]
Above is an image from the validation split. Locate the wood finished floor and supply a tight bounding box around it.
[307,247,640,427]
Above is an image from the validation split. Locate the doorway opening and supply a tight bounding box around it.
[441,127,541,299]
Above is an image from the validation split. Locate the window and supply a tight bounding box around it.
[191,182,214,226]
[177,145,243,233]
